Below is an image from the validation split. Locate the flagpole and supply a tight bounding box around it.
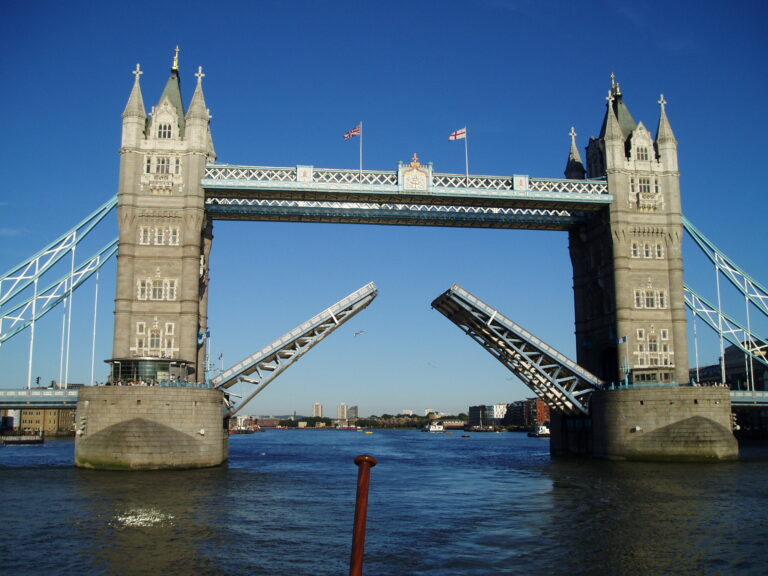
[464,127,469,183]
[359,121,363,177]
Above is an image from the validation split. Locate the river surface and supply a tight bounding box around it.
[1,430,766,575]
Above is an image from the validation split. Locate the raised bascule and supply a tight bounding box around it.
[5,51,766,467]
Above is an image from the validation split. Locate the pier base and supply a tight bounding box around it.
[551,386,738,461]
[75,387,228,470]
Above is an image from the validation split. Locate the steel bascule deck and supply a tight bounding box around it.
[210,282,377,417]
[432,284,604,415]
[202,164,611,230]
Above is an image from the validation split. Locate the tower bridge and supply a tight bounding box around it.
[4,51,765,466]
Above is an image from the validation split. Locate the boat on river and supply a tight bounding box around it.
[1,434,44,445]
[424,422,444,433]
[527,425,550,438]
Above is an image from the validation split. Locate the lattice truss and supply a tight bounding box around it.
[0,197,118,346]
[211,282,377,417]
[204,165,609,196]
[432,284,603,416]
[683,216,768,366]
[206,198,573,224]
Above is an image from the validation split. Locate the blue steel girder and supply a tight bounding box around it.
[202,164,612,230]
[211,282,378,417]
[683,216,768,318]
[0,388,79,409]
[684,285,768,369]
[432,284,603,416]
[0,196,117,307]
[0,239,118,345]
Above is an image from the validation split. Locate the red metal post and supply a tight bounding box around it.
[349,454,378,576]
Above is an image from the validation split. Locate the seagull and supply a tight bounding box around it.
[354,330,366,337]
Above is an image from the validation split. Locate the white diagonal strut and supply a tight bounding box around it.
[0,195,117,307]
[211,282,378,417]
[684,285,768,368]
[432,284,603,416]
[0,240,119,345]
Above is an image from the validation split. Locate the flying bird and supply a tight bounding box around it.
[354,330,367,337]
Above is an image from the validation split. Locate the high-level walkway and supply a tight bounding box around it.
[202,162,611,229]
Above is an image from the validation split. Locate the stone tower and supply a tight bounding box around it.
[568,79,688,386]
[110,50,216,384]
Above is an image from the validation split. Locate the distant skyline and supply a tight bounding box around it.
[1,0,766,416]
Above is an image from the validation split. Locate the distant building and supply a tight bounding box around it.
[18,408,75,435]
[401,409,414,416]
[467,404,509,428]
[424,408,437,416]
[312,403,323,418]
[503,399,550,428]
[338,403,348,420]
[348,405,358,419]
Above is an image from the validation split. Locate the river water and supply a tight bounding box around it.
[1,430,766,575]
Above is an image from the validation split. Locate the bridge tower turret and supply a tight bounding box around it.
[570,78,688,386]
[110,49,216,384]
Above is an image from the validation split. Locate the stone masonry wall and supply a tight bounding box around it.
[590,387,738,461]
[75,387,228,470]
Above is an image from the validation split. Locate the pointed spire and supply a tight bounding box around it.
[655,93,676,144]
[156,47,186,136]
[187,66,210,120]
[122,63,146,118]
[599,74,636,139]
[603,90,623,142]
[565,126,586,179]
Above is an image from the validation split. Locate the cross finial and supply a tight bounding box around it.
[610,72,616,88]
[195,66,205,83]
[132,63,143,81]
[410,153,421,167]
[569,126,577,139]
[658,93,667,110]
[172,46,180,70]
[606,89,614,104]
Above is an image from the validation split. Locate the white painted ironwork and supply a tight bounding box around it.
[684,285,768,369]
[0,196,117,307]
[0,240,119,345]
[203,164,609,197]
[684,216,768,318]
[432,284,603,416]
[313,168,397,186]
[211,282,377,417]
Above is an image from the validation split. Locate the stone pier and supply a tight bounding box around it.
[551,386,738,461]
[75,387,228,470]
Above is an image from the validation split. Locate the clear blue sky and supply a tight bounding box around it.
[1,0,766,417]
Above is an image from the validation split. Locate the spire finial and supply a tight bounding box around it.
[410,153,421,167]
[172,46,180,70]
[195,66,205,83]
[658,93,667,111]
[606,89,614,104]
[569,126,577,140]
[610,72,615,88]
[132,63,143,81]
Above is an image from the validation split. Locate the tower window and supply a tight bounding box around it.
[156,157,170,174]
[660,329,669,340]
[637,147,649,161]
[169,227,180,245]
[634,290,643,308]
[645,292,655,308]
[154,227,165,245]
[165,279,177,301]
[145,157,152,174]
[639,178,651,194]
[631,242,639,258]
[658,291,667,309]
[151,279,164,300]
[637,328,645,340]
[139,226,151,245]
[158,123,172,139]
[165,322,175,336]
[136,322,146,335]
[656,243,665,259]
[643,243,652,258]
[175,157,181,174]
[137,280,149,300]
[149,330,161,349]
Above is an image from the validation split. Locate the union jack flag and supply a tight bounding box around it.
[344,124,362,140]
